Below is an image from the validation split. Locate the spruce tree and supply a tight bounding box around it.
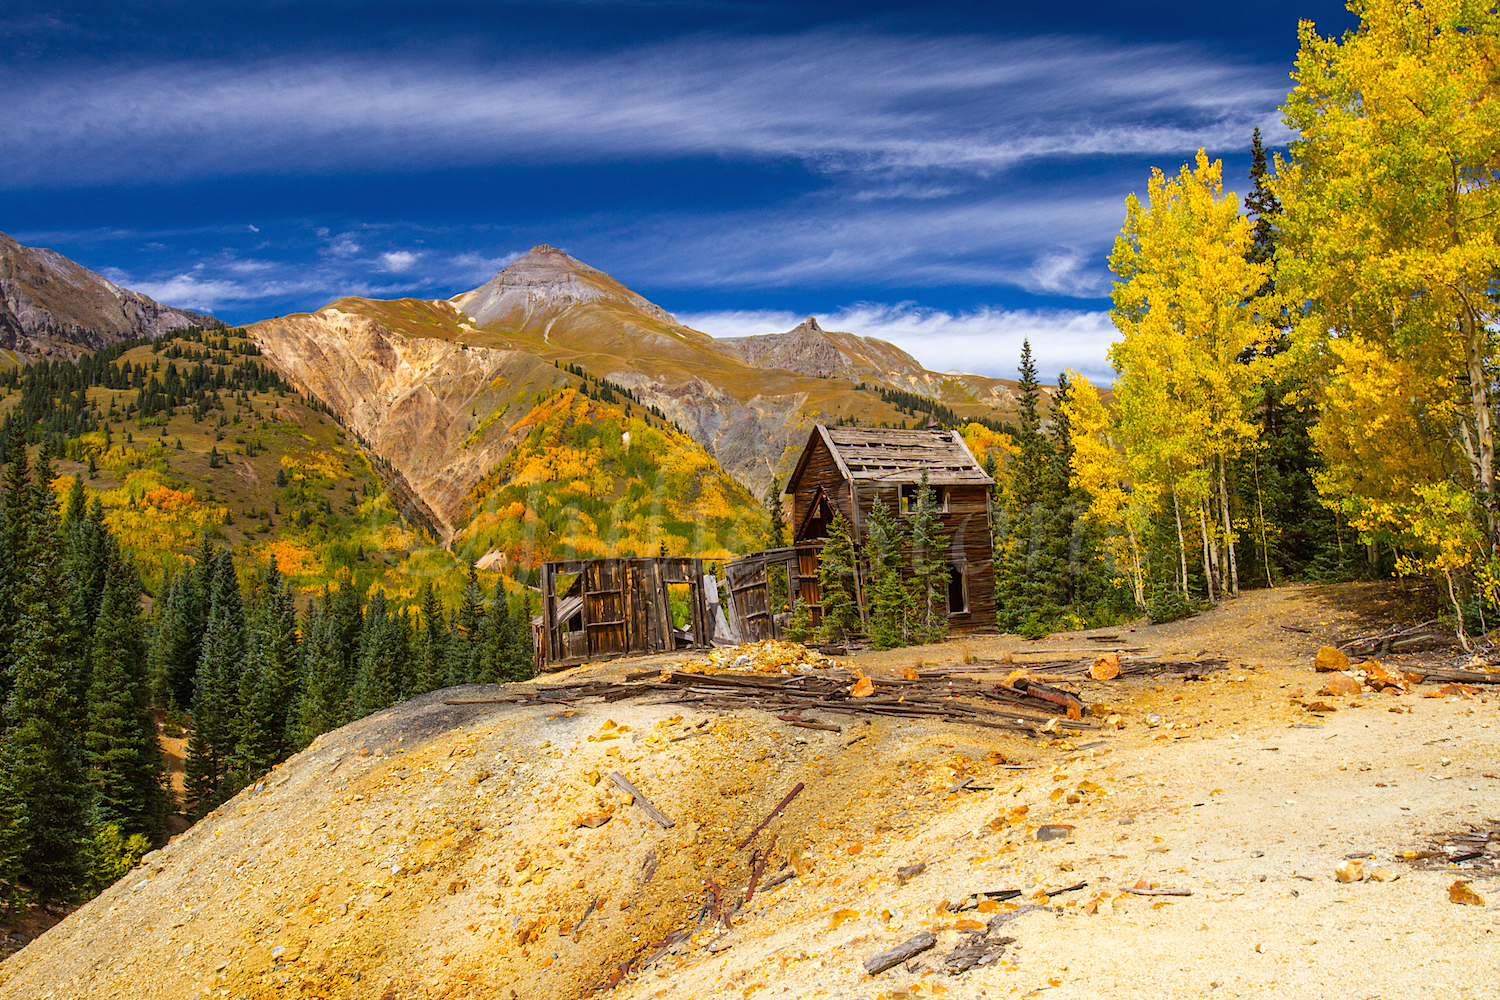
[907,471,950,644]
[816,513,860,643]
[351,591,404,715]
[84,554,166,840]
[0,471,89,901]
[412,583,450,695]
[866,495,910,649]
[290,595,350,747]
[0,425,32,710]
[185,549,248,817]
[447,567,485,686]
[766,476,788,548]
[230,560,299,781]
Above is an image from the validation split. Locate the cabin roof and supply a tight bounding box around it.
[787,424,994,492]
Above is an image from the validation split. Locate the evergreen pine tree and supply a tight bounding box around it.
[84,553,166,840]
[766,476,788,548]
[184,550,248,817]
[229,559,300,781]
[907,471,950,644]
[866,495,910,649]
[290,594,350,748]
[412,583,450,695]
[0,472,90,901]
[351,591,404,715]
[447,567,485,686]
[0,424,32,709]
[816,513,861,643]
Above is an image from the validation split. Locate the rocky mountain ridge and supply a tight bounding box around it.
[0,231,218,361]
[245,247,1024,534]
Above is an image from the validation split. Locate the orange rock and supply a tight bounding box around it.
[1425,683,1479,699]
[1449,880,1484,906]
[576,813,612,829]
[1315,646,1350,672]
[1304,701,1337,713]
[1334,860,1364,883]
[850,672,874,698]
[903,667,920,681]
[1362,660,1409,692]
[1089,653,1121,680]
[1317,673,1361,697]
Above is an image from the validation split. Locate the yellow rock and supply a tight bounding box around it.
[1315,646,1350,672]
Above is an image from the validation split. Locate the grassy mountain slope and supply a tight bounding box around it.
[0,327,482,607]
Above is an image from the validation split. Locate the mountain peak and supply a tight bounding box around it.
[454,245,674,327]
[795,316,823,333]
[0,230,218,360]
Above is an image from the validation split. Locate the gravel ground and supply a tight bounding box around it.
[3,582,1497,1000]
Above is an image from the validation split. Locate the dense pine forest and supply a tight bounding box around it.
[0,429,534,908]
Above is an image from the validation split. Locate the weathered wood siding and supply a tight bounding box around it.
[791,435,855,540]
[854,482,995,633]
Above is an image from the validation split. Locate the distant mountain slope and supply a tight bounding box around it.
[248,246,1028,534]
[0,231,219,361]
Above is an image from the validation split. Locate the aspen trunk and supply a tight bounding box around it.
[1198,500,1215,602]
[1172,484,1190,594]
[1218,454,1240,597]
[1459,304,1498,551]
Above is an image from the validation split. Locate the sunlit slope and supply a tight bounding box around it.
[1,327,482,605]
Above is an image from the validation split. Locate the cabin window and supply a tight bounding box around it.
[947,562,967,614]
[900,483,946,514]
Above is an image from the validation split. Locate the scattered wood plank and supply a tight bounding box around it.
[737,782,805,849]
[863,932,937,975]
[609,772,675,829]
[1120,886,1192,896]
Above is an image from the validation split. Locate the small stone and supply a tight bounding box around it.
[1145,713,1162,728]
[1036,824,1075,842]
[1305,701,1337,713]
[1449,880,1484,906]
[1315,646,1350,672]
[181,943,194,957]
[271,944,285,959]
[1367,869,1400,882]
[576,813,612,829]
[1333,860,1364,883]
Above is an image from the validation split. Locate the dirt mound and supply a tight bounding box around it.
[5,584,1498,1000]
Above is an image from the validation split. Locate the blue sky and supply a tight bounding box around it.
[0,1,1355,380]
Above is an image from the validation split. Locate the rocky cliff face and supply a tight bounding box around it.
[0,232,218,360]
[250,302,565,543]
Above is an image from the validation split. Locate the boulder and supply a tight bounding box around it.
[1315,646,1350,672]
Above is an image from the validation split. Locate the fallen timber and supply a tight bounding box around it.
[445,667,1096,735]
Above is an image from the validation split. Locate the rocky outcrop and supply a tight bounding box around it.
[454,245,678,329]
[718,316,927,382]
[250,306,564,543]
[0,232,218,360]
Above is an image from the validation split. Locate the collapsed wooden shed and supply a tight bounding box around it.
[537,557,713,670]
[726,424,996,639]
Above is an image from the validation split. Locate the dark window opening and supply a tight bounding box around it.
[947,562,967,614]
[900,483,946,514]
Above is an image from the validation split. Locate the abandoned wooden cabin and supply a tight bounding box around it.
[536,557,715,670]
[727,424,996,639]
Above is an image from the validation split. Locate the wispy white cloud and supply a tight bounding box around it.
[377,250,422,272]
[679,302,1120,383]
[0,32,1286,190]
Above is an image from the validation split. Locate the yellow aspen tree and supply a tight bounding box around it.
[1275,0,1500,612]
[1060,372,1153,608]
[1109,150,1273,599]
